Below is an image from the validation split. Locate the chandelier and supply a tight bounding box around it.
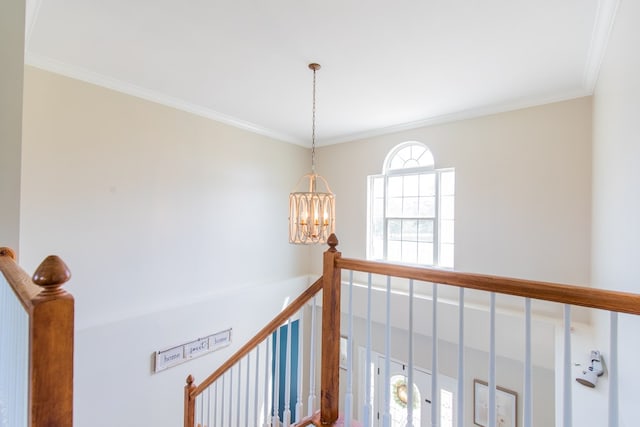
[288,63,335,244]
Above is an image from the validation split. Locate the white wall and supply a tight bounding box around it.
[0,0,25,252]
[592,1,640,425]
[314,97,592,288]
[20,66,313,426]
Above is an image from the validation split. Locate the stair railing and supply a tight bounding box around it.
[0,247,74,427]
[186,233,640,426]
[184,276,326,427]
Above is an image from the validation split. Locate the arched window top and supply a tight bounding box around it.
[383,141,434,174]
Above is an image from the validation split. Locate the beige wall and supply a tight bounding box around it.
[315,97,592,287]
[0,0,25,251]
[592,0,640,424]
[20,66,312,426]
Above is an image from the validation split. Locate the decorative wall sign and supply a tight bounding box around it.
[153,328,232,373]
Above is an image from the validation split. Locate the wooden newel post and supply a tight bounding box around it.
[320,234,342,425]
[30,255,74,427]
[184,375,196,427]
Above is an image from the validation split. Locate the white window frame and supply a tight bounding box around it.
[367,142,454,268]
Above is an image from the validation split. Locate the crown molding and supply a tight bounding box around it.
[321,89,591,146]
[24,52,306,146]
[583,0,620,93]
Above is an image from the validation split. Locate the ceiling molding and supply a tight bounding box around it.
[24,0,44,47]
[321,89,592,146]
[24,53,306,146]
[583,0,620,93]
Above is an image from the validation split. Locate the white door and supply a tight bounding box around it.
[375,357,431,427]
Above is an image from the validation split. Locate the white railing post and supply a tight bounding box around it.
[264,339,270,427]
[609,312,618,427]
[296,315,304,423]
[524,298,533,427]
[457,288,465,427]
[363,273,373,427]
[383,276,391,427]
[273,328,281,427]
[254,347,260,427]
[308,296,317,417]
[563,305,572,427]
[407,279,414,427]
[345,271,354,427]
[284,319,292,427]
[432,283,439,427]
[489,293,496,427]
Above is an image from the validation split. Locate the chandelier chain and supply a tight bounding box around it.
[311,65,317,174]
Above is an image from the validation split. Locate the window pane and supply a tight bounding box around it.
[418,220,434,242]
[441,196,454,220]
[372,238,384,260]
[402,241,418,264]
[404,175,419,196]
[440,171,455,196]
[439,243,454,268]
[388,176,403,197]
[415,147,434,168]
[402,219,418,240]
[388,198,403,217]
[372,217,384,240]
[419,196,435,217]
[373,176,384,198]
[440,220,454,244]
[403,197,419,217]
[418,242,434,265]
[420,173,436,196]
[388,219,402,241]
[373,199,384,220]
[388,241,402,262]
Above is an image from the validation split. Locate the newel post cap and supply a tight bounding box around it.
[32,255,71,296]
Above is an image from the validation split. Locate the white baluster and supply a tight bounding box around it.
[255,346,260,427]
[237,359,242,427]
[345,270,354,427]
[284,319,292,427]
[229,369,233,427]
[214,379,218,426]
[246,354,251,427]
[264,339,270,427]
[221,375,225,427]
[432,283,439,427]
[609,312,618,427]
[383,276,391,427]
[207,387,211,427]
[273,328,281,427]
[308,295,317,417]
[457,288,465,427]
[363,273,373,427]
[563,305,572,427]
[407,279,414,427]
[296,313,304,422]
[524,298,532,427]
[489,293,496,427]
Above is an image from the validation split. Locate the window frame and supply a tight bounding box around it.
[367,142,454,268]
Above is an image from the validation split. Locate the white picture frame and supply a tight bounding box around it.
[473,379,517,427]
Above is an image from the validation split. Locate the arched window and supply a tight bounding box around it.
[367,141,455,267]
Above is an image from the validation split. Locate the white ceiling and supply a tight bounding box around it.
[24,0,618,146]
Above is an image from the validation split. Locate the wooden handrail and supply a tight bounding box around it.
[0,247,41,309]
[336,257,640,315]
[190,276,324,397]
[0,247,74,427]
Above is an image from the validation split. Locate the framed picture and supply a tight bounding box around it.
[339,335,348,370]
[473,379,517,427]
